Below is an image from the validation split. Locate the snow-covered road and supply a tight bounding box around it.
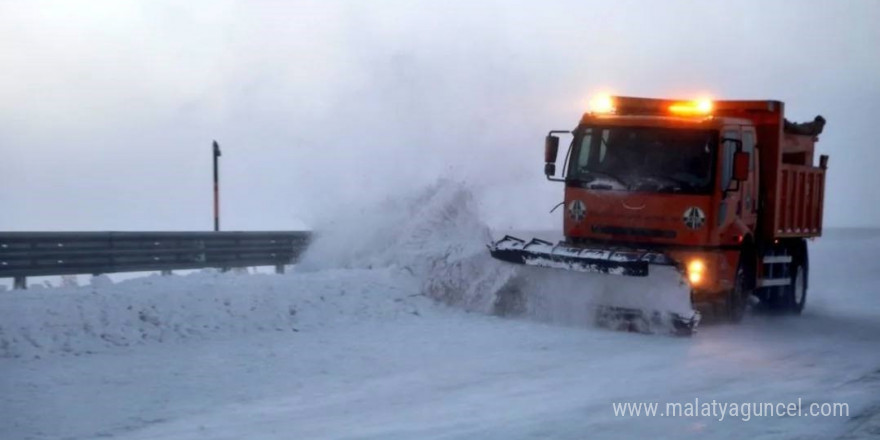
[2,185,879,439]
[4,233,879,440]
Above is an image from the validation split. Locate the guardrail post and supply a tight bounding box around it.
[13,276,27,290]
[160,270,172,276]
[275,264,285,274]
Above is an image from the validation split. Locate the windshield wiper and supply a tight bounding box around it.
[580,168,629,188]
[634,175,696,193]
[656,175,696,190]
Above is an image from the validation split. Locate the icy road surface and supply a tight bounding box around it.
[2,184,880,439]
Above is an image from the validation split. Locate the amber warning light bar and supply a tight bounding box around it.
[588,95,715,116]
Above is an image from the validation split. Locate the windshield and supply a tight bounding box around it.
[567,126,717,194]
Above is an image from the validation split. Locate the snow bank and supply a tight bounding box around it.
[0,268,426,358]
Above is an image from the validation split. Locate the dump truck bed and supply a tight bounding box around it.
[776,162,825,237]
[763,116,827,239]
[713,100,828,239]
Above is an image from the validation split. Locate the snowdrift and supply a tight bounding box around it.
[0,268,430,358]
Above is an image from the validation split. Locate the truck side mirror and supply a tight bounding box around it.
[733,151,749,181]
[544,135,560,176]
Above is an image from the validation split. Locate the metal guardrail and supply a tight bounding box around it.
[0,231,312,289]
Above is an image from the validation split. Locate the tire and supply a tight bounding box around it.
[783,262,807,314]
[726,261,751,323]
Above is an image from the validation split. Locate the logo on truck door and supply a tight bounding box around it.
[568,200,586,222]
[683,207,706,229]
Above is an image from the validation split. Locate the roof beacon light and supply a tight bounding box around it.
[669,99,713,115]
[589,94,616,114]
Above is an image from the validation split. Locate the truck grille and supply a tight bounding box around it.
[591,225,677,239]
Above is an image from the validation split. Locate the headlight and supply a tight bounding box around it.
[687,259,706,285]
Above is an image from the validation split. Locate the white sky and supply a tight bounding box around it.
[1,0,879,231]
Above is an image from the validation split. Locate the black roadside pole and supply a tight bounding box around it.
[213,141,230,273]
[213,140,221,232]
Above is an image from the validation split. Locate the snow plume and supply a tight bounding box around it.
[299,179,518,312]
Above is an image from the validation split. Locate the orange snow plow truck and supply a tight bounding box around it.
[489,96,828,334]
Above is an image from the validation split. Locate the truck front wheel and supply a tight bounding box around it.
[726,262,751,323]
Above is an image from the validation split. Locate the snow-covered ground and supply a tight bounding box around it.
[2,183,879,439]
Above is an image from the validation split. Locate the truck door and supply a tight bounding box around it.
[719,126,758,229]
[741,126,759,229]
[719,127,741,228]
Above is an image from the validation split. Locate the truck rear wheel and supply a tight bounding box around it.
[759,241,807,314]
[782,262,807,314]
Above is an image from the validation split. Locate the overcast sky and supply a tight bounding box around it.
[1,0,878,231]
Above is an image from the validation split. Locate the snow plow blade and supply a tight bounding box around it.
[488,235,700,335]
[488,235,675,276]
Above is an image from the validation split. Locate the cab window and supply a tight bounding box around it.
[742,129,756,170]
[721,129,741,190]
